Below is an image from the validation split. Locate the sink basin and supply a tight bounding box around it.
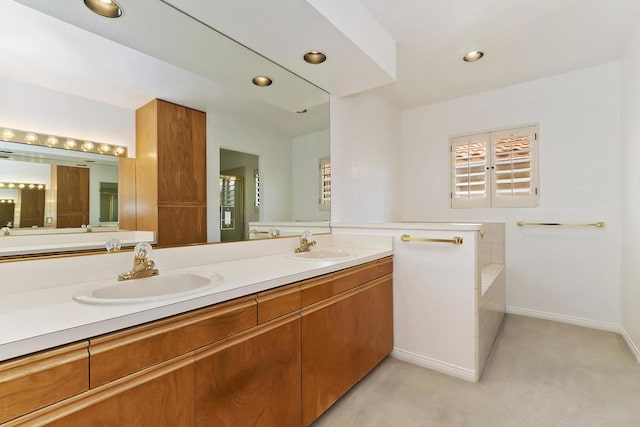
[73,272,223,305]
[286,249,353,261]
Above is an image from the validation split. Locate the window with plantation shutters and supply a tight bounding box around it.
[319,157,331,211]
[451,124,539,208]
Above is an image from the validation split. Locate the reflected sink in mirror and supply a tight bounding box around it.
[73,272,223,305]
[286,249,354,262]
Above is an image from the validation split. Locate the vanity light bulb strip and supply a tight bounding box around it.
[0,126,127,158]
[0,199,15,204]
[0,182,45,190]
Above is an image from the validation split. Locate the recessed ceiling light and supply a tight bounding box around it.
[463,51,484,62]
[296,109,308,114]
[84,0,123,18]
[252,76,273,87]
[303,51,327,64]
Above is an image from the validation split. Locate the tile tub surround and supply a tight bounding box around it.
[0,234,392,361]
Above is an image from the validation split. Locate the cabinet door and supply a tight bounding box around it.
[195,314,301,427]
[356,276,394,379]
[5,353,194,427]
[301,289,359,426]
[156,100,206,204]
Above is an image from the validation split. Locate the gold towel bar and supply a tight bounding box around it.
[516,221,605,228]
[400,234,464,245]
[249,229,269,234]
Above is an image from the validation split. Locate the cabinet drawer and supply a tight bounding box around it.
[257,283,301,323]
[89,295,256,388]
[0,342,88,424]
[4,353,194,427]
[333,261,382,295]
[300,275,335,307]
[377,256,393,277]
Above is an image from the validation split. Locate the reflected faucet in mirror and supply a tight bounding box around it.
[295,231,317,253]
[1,227,9,236]
[118,242,159,281]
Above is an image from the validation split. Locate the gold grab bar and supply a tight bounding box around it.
[249,229,268,234]
[400,234,464,245]
[516,221,605,228]
[249,229,280,237]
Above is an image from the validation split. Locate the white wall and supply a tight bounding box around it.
[330,93,401,222]
[0,77,135,154]
[400,62,622,328]
[621,26,640,359]
[206,114,293,242]
[292,129,330,221]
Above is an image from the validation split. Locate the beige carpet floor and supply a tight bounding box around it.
[313,314,640,427]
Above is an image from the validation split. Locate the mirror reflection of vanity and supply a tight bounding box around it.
[0,0,331,256]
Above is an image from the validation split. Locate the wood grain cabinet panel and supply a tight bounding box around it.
[56,166,89,228]
[300,274,335,307]
[356,275,394,379]
[135,99,207,246]
[156,100,206,203]
[195,314,301,427]
[4,353,194,427]
[333,261,382,295]
[256,282,301,323]
[0,342,88,424]
[301,289,360,426]
[157,205,207,247]
[89,295,256,388]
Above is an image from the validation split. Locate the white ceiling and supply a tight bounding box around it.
[7,0,640,120]
[168,0,640,109]
[359,0,640,107]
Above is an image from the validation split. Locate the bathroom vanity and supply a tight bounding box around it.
[0,235,393,426]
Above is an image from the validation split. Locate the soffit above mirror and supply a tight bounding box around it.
[163,0,397,97]
[10,0,329,137]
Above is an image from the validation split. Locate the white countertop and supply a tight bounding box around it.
[0,245,392,361]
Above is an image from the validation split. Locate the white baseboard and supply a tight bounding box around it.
[506,306,620,333]
[391,348,477,383]
[621,327,640,363]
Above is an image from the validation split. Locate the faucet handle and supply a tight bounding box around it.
[1,227,9,236]
[133,242,152,259]
[105,238,122,253]
[302,230,312,241]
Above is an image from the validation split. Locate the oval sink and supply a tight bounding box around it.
[286,249,353,261]
[73,272,223,305]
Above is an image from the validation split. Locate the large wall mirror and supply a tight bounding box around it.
[0,0,330,255]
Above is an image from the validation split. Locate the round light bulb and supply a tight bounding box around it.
[100,144,111,152]
[1,129,15,140]
[24,132,38,144]
[46,136,59,146]
[65,139,77,149]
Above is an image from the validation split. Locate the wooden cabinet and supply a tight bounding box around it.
[195,314,301,427]
[0,342,88,424]
[5,353,194,427]
[3,258,393,426]
[56,166,89,228]
[134,99,207,246]
[89,295,256,388]
[301,272,393,426]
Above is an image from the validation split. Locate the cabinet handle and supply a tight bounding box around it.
[400,234,463,245]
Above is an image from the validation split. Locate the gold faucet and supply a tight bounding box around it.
[295,231,317,253]
[118,243,159,281]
